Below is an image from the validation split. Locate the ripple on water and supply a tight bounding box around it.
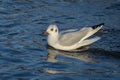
[0,0,120,80]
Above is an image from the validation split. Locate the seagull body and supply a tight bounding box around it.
[43,23,104,51]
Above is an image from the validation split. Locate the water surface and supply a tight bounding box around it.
[0,0,120,80]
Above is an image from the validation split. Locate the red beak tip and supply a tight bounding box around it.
[42,31,48,34]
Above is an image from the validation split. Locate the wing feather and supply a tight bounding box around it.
[58,27,91,46]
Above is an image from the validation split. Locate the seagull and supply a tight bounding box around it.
[42,23,104,51]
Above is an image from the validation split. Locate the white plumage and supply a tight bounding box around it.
[43,23,104,51]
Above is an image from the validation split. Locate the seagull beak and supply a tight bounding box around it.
[42,31,48,34]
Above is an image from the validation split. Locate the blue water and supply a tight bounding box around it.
[0,0,120,80]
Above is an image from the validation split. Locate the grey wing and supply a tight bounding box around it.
[59,27,91,46]
[60,29,78,34]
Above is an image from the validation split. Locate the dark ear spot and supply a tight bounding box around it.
[51,28,53,31]
[55,29,57,32]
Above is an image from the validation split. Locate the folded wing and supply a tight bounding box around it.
[58,23,104,46]
[59,27,91,46]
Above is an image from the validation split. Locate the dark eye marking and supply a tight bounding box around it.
[55,29,57,32]
[51,28,53,31]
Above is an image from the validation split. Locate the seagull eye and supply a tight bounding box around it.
[51,28,53,31]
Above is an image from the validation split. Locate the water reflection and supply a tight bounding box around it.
[47,45,120,62]
[47,46,99,63]
[46,46,120,74]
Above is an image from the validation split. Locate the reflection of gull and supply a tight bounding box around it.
[44,68,78,74]
[46,46,120,74]
[47,47,59,62]
[47,46,97,63]
[46,46,98,74]
[43,23,104,51]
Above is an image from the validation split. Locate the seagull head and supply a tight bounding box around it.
[42,24,59,35]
